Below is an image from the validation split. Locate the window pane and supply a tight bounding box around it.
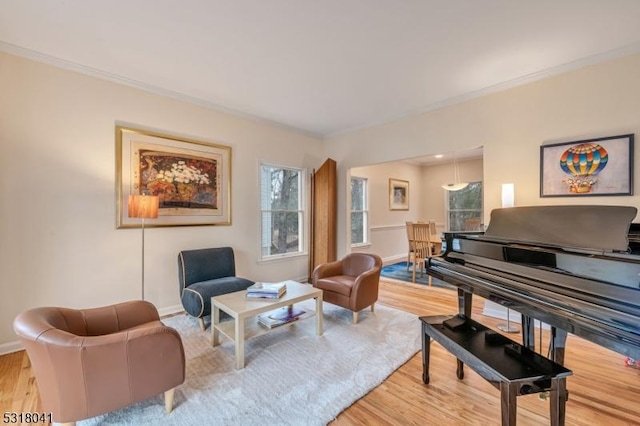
[448,210,482,232]
[260,163,303,259]
[351,212,364,244]
[350,177,368,245]
[351,178,364,210]
[263,211,300,256]
[447,181,483,232]
[263,167,299,210]
[448,182,482,209]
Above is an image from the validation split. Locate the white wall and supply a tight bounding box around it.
[350,161,423,262]
[350,158,483,262]
[420,157,484,227]
[5,49,640,349]
[326,53,640,257]
[0,52,324,349]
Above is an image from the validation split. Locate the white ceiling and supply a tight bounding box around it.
[3,1,640,138]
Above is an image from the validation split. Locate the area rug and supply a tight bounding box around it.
[381,261,453,288]
[80,300,421,426]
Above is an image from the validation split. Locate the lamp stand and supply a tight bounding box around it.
[127,193,158,302]
[497,308,519,333]
[141,217,146,300]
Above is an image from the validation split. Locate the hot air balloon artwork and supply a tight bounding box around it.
[540,134,633,197]
[559,143,608,193]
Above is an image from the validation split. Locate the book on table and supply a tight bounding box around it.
[246,281,287,298]
[257,306,306,329]
[268,306,306,321]
[257,315,288,329]
[246,292,283,299]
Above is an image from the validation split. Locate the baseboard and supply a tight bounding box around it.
[158,304,185,318]
[482,300,549,330]
[382,255,406,266]
[0,340,23,356]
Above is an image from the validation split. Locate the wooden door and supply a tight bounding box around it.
[309,158,337,279]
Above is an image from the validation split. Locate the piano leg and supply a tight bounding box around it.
[521,318,569,365]
[521,315,535,351]
[422,321,431,384]
[550,327,568,365]
[457,288,472,317]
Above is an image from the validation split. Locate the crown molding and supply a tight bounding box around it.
[327,41,640,139]
[4,40,640,140]
[0,41,322,139]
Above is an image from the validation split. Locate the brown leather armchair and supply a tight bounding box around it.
[13,301,186,425]
[311,253,383,324]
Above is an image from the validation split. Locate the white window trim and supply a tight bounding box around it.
[258,161,307,262]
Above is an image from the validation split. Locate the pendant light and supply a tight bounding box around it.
[441,152,469,191]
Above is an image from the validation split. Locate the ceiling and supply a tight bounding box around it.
[3,1,640,138]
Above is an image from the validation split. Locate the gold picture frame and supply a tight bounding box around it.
[116,126,232,228]
[389,178,409,210]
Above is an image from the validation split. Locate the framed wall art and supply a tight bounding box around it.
[540,134,633,197]
[116,126,232,228]
[389,178,409,210]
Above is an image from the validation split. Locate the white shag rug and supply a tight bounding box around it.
[80,300,421,426]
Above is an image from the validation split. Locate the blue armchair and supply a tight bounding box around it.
[178,247,254,330]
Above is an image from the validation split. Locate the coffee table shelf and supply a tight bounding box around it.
[215,309,316,342]
[211,281,323,369]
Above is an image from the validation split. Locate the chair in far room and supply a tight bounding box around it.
[178,246,254,330]
[411,222,431,284]
[311,252,382,324]
[13,300,185,426]
[405,221,416,272]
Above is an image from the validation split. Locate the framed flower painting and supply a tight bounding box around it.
[116,126,232,227]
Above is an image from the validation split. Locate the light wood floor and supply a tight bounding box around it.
[1,279,639,425]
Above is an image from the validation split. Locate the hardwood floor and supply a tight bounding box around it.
[332,280,640,426]
[1,279,638,425]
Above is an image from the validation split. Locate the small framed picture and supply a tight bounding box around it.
[389,178,409,210]
[540,134,633,197]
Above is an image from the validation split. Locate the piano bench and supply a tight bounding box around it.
[420,315,573,426]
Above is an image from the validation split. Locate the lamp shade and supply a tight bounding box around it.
[128,194,159,219]
[501,183,515,208]
[441,182,469,191]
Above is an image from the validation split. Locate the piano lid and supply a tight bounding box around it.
[484,205,637,253]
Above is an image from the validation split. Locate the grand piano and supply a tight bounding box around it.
[427,205,640,364]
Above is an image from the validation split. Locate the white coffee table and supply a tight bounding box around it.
[211,280,323,369]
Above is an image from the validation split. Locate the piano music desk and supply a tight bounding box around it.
[420,315,573,426]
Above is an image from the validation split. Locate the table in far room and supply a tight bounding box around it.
[211,280,323,369]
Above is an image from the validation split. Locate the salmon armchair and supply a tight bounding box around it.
[13,300,185,425]
[311,253,383,324]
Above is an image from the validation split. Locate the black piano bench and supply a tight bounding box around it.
[420,315,573,426]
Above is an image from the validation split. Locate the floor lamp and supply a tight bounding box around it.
[497,183,519,333]
[128,194,159,300]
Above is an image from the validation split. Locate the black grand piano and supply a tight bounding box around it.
[427,205,640,363]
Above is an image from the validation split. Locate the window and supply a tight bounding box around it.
[260,163,304,259]
[350,177,369,246]
[446,181,483,232]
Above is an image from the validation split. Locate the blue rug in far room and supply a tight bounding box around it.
[380,261,453,289]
